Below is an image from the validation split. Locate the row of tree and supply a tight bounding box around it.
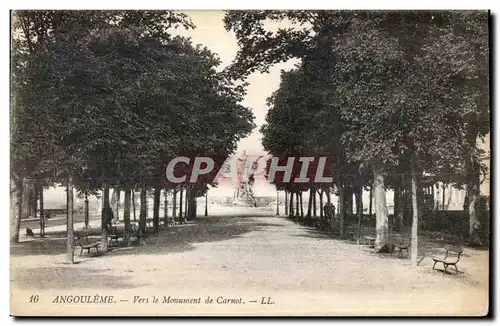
[224,10,490,265]
[11,10,255,263]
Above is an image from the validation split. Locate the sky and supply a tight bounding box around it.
[174,10,299,157]
[171,11,299,197]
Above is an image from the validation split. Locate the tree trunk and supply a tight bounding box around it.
[410,157,419,266]
[325,190,332,205]
[276,190,280,216]
[442,183,446,210]
[284,190,288,216]
[164,189,169,226]
[21,181,31,219]
[124,189,131,246]
[10,178,21,243]
[307,189,313,217]
[205,193,208,216]
[101,185,110,252]
[344,187,354,215]
[312,189,317,218]
[184,188,188,220]
[338,186,345,238]
[132,191,137,221]
[354,185,363,216]
[139,188,147,236]
[111,188,120,222]
[319,189,324,219]
[393,186,402,231]
[187,189,197,221]
[289,191,294,217]
[373,168,389,251]
[467,159,482,246]
[369,185,373,218]
[356,185,363,245]
[153,185,161,233]
[299,192,304,217]
[66,176,75,264]
[33,185,38,220]
[179,187,184,222]
[295,193,299,219]
[173,188,178,219]
[84,194,89,229]
[39,187,45,238]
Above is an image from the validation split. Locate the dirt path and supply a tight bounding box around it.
[11,215,489,316]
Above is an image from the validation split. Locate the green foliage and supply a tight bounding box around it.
[11,10,255,197]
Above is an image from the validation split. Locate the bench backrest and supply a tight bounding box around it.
[444,246,463,263]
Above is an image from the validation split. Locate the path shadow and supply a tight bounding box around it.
[109,217,284,257]
[11,266,147,290]
[12,216,285,258]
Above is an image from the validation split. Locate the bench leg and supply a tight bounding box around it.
[444,263,448,272]
[96,247,99,254]
[432,261,437,270]
[453,264,458,274]
[87,248,91,255]
[80,248,83,256]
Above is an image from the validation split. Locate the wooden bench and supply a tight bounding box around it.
[345,225,360,241]
[362,236,376,247]
[432,246,463,274]
[387,236,411,257]
[107,226,126,246]
[75,235,101,256]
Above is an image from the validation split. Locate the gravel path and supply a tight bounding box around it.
[11,214,489,316]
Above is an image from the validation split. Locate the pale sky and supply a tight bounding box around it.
[175,11,299,157]
[172,11,300,197]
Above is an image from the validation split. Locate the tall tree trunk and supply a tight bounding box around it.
[307,189,313,217]
[356,185,363,245]
[338,186,345,238]
[276,190,280,216]
[205,193,208,217]
[101,185,110,252]
[344,187,354,215]
[139,188,147,237]
[295,193,299,219]
[173,188,178,219]
[284,190,288,216]
[66,176,75,264]
[124,189,131,246]
[373,168,389,251]
[393,186,402,231]
[132,191,137,221]
[354,185,363,216]
[116,189,121,221]
[32,185,38,219]
[111,188,120,222]
[187,188,197,221]
[325,189,332,205]
[312,189,317,218]
[442,183,446,210]
[164,189,169,226]
[289,191,294,217]
[369,185,373,218]
[410,157,419,266]
[39,187,45,238]
[179,187,184,222]
[467,159,482,246]
[299,192,304,217]
[184,188,188,220]
[84,194,89,229]
[21,181,31,219]
[153,185,161,234]
[10,178,21,243]
[319,189,324,219]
